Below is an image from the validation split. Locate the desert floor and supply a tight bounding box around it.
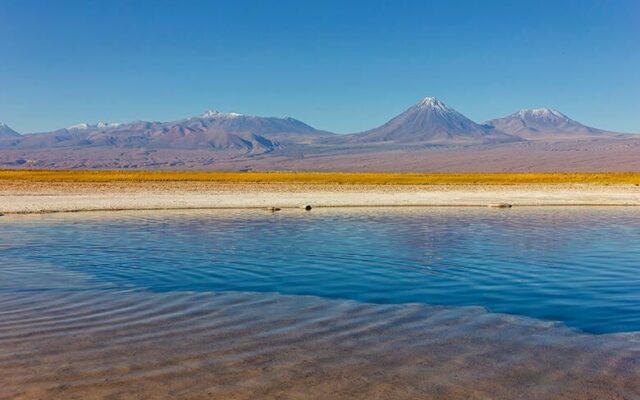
[1,179,639,214]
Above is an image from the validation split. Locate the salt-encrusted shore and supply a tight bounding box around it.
[1,181,639,214]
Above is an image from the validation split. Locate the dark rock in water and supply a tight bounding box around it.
[488,203,512,208]
[304,205,312,211]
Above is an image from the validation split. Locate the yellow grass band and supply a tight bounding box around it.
[1,170,640,185]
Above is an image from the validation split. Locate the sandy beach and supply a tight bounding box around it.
[1,180,639,214]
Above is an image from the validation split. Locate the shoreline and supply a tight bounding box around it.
[4,203,640,216]
[1,181,639,214]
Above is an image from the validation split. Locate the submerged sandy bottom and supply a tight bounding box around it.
[0,288,638,400]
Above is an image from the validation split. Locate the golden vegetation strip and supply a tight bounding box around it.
[1,170,640,185]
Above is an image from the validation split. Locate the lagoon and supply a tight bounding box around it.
[1,208,639,399]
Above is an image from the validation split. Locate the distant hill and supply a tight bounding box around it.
[485,108,615,139]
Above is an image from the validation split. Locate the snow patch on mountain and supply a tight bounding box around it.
[416,97,450,111]
[516,108,568,121]
[199,110,244,119]
[68,122,121,130]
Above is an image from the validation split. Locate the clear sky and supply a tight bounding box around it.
[1,0,638,134]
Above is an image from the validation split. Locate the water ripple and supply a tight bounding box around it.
[0,290,638,399]
[1,207,639,335]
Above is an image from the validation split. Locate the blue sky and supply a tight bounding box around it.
[1,0,638,134]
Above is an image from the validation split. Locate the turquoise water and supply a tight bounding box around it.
[1,208,639,334]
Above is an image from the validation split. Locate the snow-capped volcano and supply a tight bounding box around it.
[0,123,20,137]
[350,97,521,144]
[486,108,607,138]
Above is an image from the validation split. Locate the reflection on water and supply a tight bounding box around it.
[0,208,639,399]
[1,208,639,333]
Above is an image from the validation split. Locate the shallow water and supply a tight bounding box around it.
[1,208,639,399]
[2,208,639,333]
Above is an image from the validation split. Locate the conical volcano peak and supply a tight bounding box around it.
[0,122,20,137]
[416,97,449,110]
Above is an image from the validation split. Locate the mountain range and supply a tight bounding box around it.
[348,97,521,145]
[0,97,636,171]
[0,111,332,154]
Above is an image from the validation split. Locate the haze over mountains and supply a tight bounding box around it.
[0,97,637,171]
